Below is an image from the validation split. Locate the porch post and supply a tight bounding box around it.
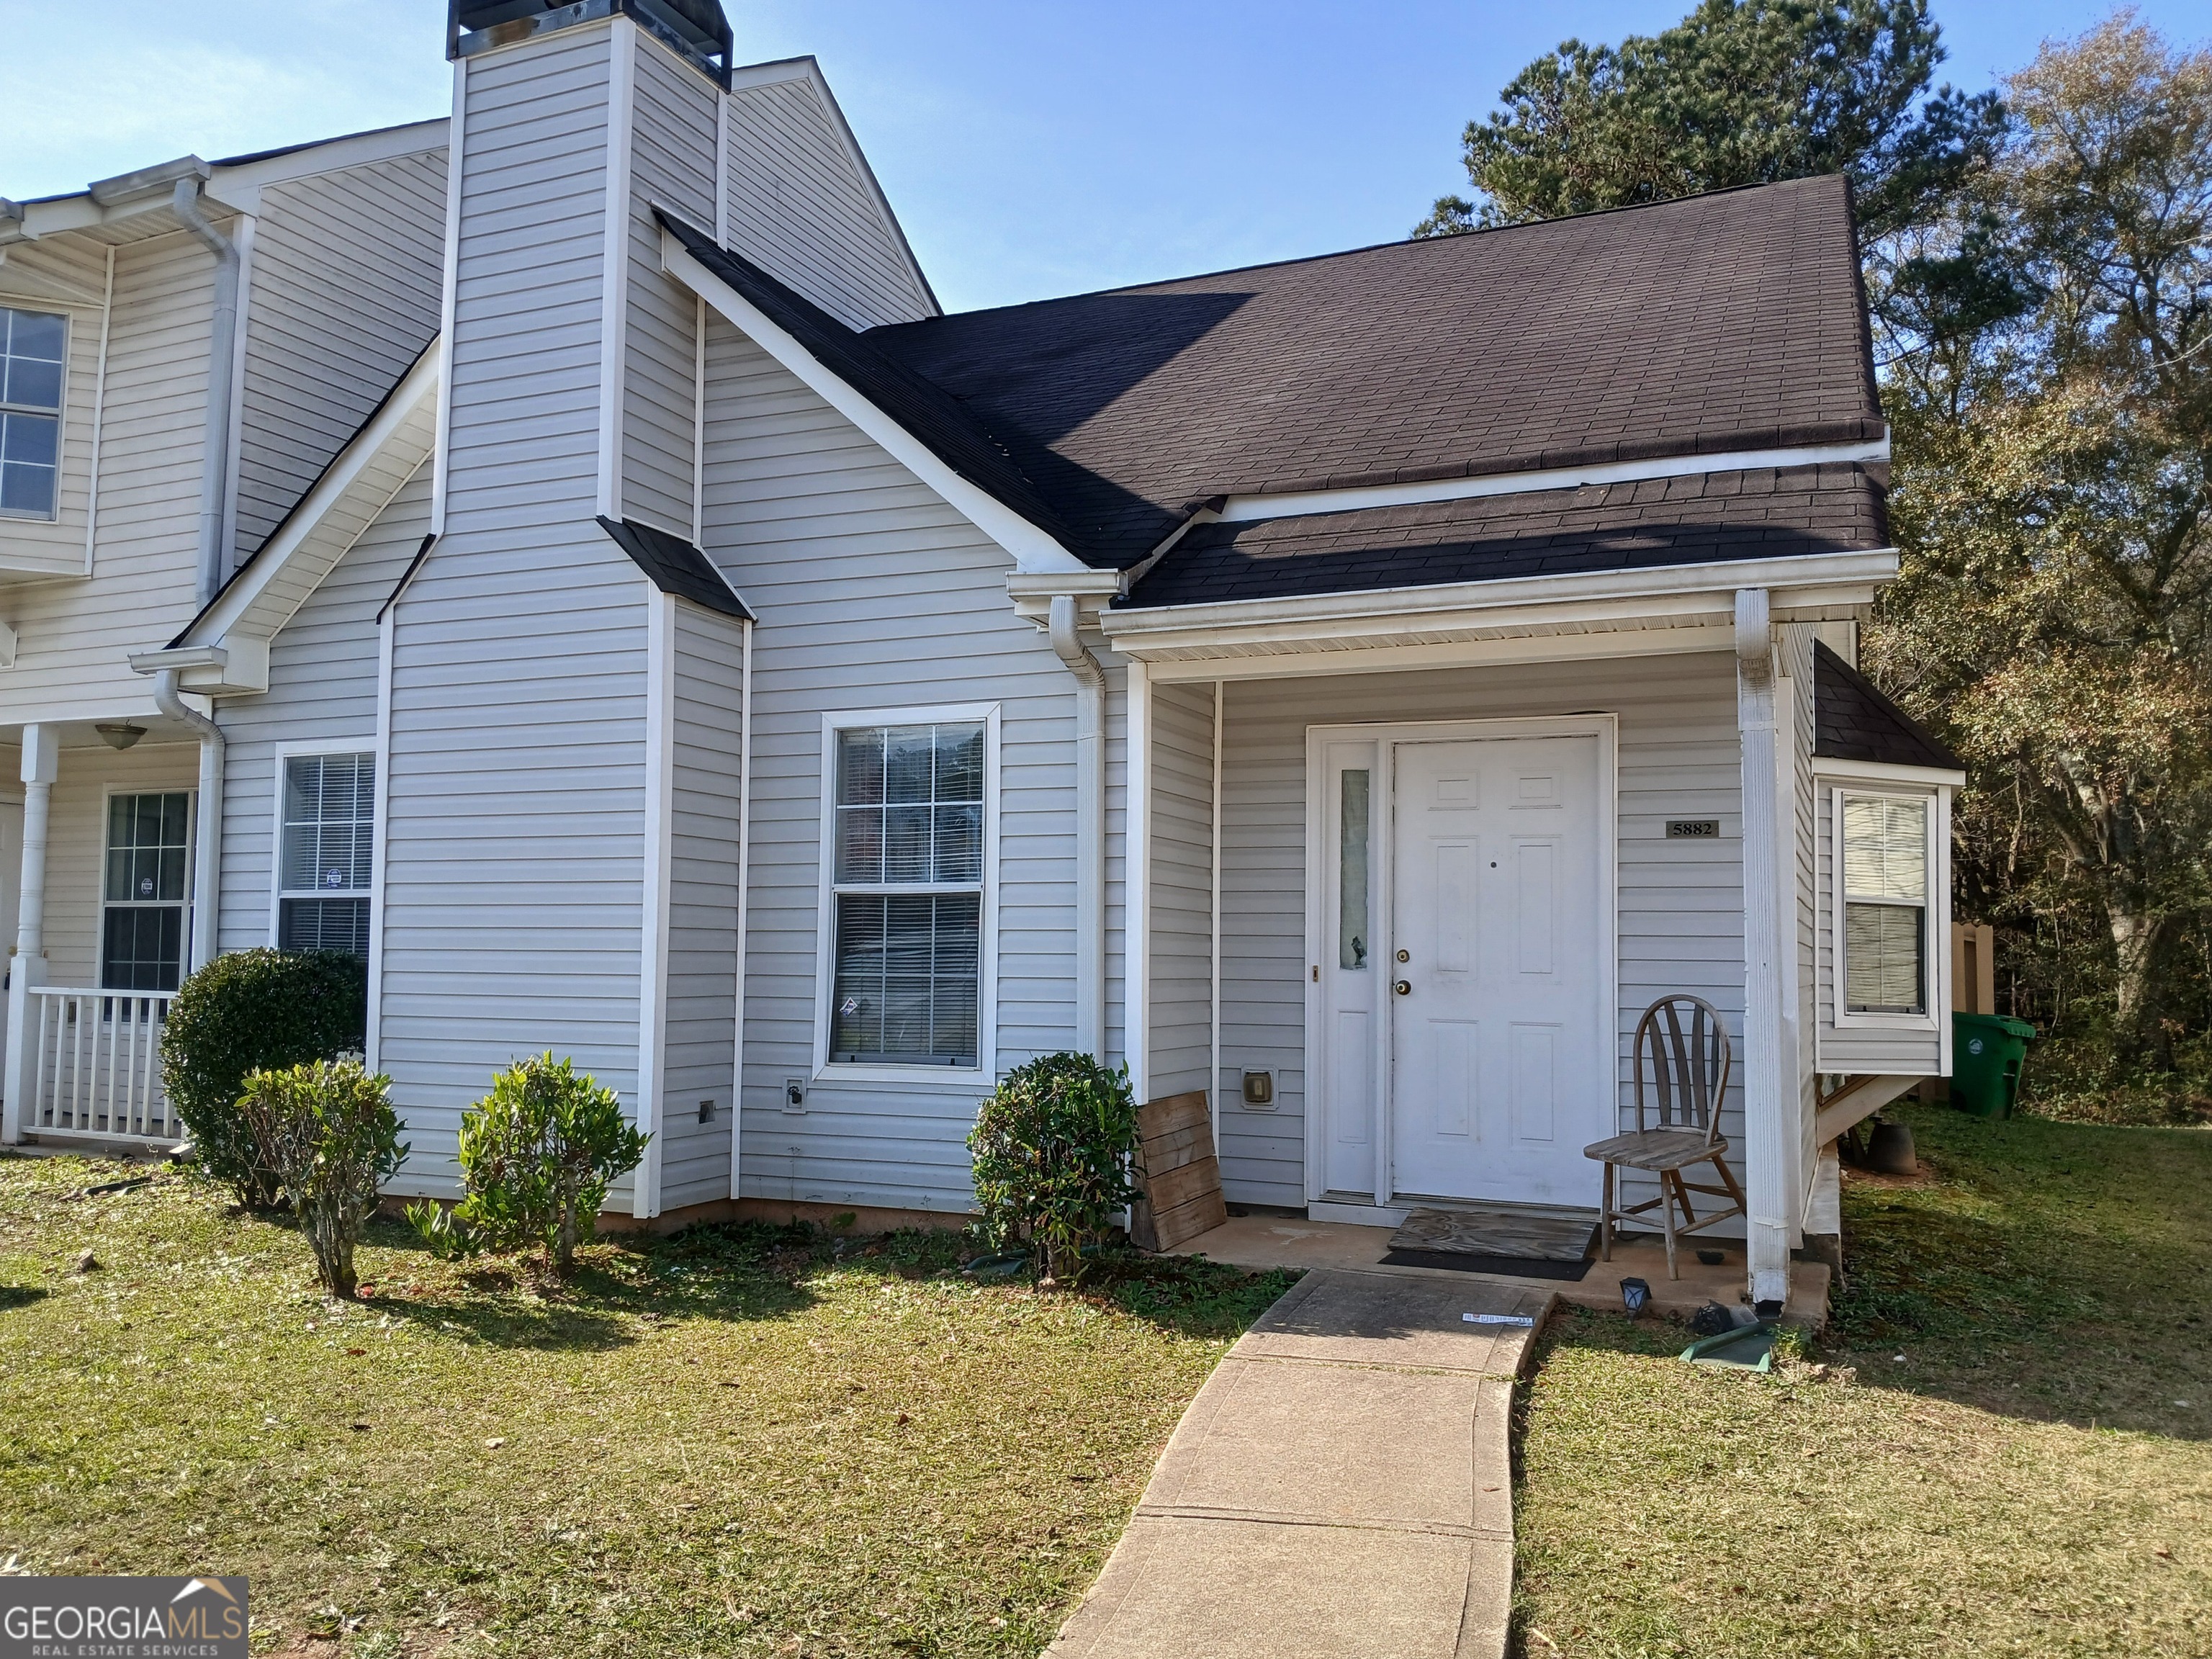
[1735,590,1791,1311]
[2,724,58,1143]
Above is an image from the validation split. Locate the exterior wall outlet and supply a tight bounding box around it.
[782,1079,807,1114]
[1241,1070,1275,1108]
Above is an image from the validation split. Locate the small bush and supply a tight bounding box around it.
[162,948,367,1207]
[431,1053,649,1274]
[968,1053,1138,1283]
[235,1060,406,1298]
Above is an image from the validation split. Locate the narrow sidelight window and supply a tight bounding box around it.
[278,753,375,957]
[102,792,191,990]
[0,306,65,520]
[1841,794,1928,1015]
[1339,768,1370,968]
[828,722,984,1065]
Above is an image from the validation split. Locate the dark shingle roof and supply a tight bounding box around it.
[867,175,1881,570]
[1813,642,1960,770]
[1123,463,1886,608]
[598,516,753,620]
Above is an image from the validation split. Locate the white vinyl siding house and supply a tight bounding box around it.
[2,0,1950,1319]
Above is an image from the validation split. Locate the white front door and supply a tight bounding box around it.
[1388,734,1604,1206]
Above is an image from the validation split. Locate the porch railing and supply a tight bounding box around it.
[22,987,180,1143]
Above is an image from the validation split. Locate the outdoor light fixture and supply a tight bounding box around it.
[94,722,146,751]
[1620,1277,1651,1316]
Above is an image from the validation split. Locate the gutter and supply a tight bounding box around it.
[170,179,241,608]
[150,669,225,973]
[1048,594,1106,1058]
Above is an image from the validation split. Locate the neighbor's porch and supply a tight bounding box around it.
[0,719,213,1147]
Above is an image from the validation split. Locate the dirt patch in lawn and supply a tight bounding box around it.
[0,1154,1293,1657]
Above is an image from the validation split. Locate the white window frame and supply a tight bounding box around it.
[1830,781,1948,1032]
[268,739,379,953]
[97,783,196,992]
[811,702,1000,1084]
[0,303,69,524]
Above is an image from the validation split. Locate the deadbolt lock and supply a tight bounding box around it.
[1395,949,1410,963]
[1395,979,1412,996]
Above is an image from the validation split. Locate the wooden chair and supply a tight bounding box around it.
[1583,994,1748,1280]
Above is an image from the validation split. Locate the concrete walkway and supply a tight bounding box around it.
[1046,1268,1552,1659]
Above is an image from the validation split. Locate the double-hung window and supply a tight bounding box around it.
[102,793,192,991]
[278,752,375,957]
[1,306,65,520]
[827,720,986,1067]
[1840,793,1930,1016]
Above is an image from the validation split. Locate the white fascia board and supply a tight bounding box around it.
[1216,437,1891,523]
[1100,547,1901,648]
[183,346,441,647]
[1815,755,1967,788]
[664,233,1085,574]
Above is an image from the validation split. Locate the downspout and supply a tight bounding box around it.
[1048,594,1105,1058]
[153,670,225,972]
[171,179,240,608]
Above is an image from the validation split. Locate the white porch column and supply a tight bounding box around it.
[1735,590,1791,1310]
[2,725,58,1143]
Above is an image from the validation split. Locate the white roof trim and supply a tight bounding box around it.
[1815,756,1967,788]
[1099,547,1899,662]
[1215,437,1891,524]
[182,345,442,649]
[663,230,1084,575]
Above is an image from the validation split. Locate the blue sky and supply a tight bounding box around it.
[1,1,2200,313]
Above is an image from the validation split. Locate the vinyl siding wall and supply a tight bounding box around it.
[378,24,652,1200]
[1208,652,1747,1210]
[723,71,935,330]
[699,316,1104,1215]
[619,35,717,536]
[215,462,431,953]
[657,597,747,1210]
[1145,679,1215,1100]
[233,150,447,567]
[1,229,218,723]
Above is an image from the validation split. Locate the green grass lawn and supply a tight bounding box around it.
[1511,1105,2212,1658]
[0,1156,1290,1658]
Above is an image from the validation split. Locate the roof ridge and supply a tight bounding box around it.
[875,174,1848,329]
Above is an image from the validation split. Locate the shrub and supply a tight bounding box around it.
[162,948,369,1207]
[432,1053,649,1274]
[235,1060,407,1298]
[968,1053,1138,1283]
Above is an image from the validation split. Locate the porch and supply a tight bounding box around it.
[1105,566,1879,1309]
[0,718,212,1148]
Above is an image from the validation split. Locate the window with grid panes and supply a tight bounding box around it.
[828,722,984,1066]
[102,793,191,990]
[1,307,65,519]
[278,753,374,957]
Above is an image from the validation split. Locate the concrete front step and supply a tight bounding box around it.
[1046,1269,1550,1659]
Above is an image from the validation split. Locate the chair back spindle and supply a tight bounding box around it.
[1632,994,1732,1143]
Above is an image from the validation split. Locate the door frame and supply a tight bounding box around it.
[1302,714,1619,1210]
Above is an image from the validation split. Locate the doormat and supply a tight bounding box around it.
[1382,1206,1598,1282]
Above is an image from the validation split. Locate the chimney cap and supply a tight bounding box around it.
[449,0,732,86]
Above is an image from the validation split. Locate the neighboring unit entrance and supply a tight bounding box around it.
[1310,720,1611,1213]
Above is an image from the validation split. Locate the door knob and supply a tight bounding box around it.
[1395,979,1412,996]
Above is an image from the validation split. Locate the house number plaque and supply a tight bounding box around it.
[1665,819,1722,839]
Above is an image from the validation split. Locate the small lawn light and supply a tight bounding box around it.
[1621,1277,1651,1316]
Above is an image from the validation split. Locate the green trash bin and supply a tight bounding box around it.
[1951,1012,2036,1118]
